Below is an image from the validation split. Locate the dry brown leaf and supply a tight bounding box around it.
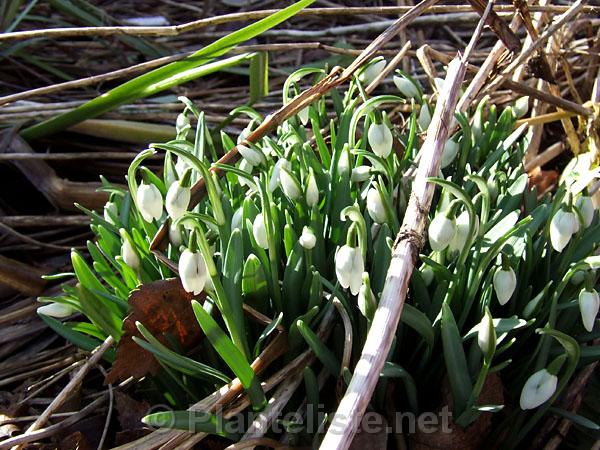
[105,278,203,384]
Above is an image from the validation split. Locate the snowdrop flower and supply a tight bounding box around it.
[428,213,456,251]
[38,302,76,318]
[338,150,350,174]
[575,195,594,228]
[351,166,371,182]
[366,187,387,224]
[269,158,291,192]
[514,96,529,119]
[393,75,419,99]
[299,226,317,250]
[441,138,459,169]
[238,159,254,189]
[297,102,309,126]
[104,201,119,225]
[169,223,182,247]
[237,125,252,145]
[367,122,393,158]
[418,104,432,130]
[122,238,140,270]
[578,288,599,332]
[176,113,190,138]
[306,169,319,207]
[359,59,386,85]
[175,157,189,178]
[520,369,557,410]
[253,213,269,249]
[550,209,579,252]
[231,208,243,231]
[165,174,191,220]
[179,248,207,295]
[421,266,434,286]
[238,144,265,167]
[280,168,302,201]
[448,211,478,255]
[477,310,495,356]
[335,244,364,295]
[493,261,516,306]
[358,272,377,321]
[137,181,163,222]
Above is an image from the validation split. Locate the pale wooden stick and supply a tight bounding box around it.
[318,5,490,448]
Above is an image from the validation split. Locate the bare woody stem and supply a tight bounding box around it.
[318,4,491,449]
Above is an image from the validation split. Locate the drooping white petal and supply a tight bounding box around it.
[575,195,595,228]
[306,171,319,207]
[165,183,191,220]
[520,369,557,410]
[366,187,387,224]
[179,249,207,295]
[280,168,302,201]
[238,144,265,167]
[359,59,386,85]
[299,226,317,250]
[550,210,575,252]
[169,223,183,247]
[122,239,140,270]
[335,245,355,290]
[514,96,529,119]
[579,289,599,332]
[441,138,459,169]
[493,267,517,306]
[351,166,371,182]
[448,211,478,255]
[418,104,432,130]
[393,75,419,99]
[137,182,163,222]
[428,214,456,251]
[38,302,76,318]
[349,249,365,296]
[367,122,393,158]
[253,213,269,249]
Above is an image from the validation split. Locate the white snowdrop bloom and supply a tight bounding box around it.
[578,288,599,332]
[176,113,190,138]
[269,158,291,192]
[418,104,432,130]
[165,182,191,220]
[280,168,302,201]
[366,187,387,224]
[575,195,595,228]
[299,226,317,250]
[514,96,529,119]
[428,214,456,252]
[477,314,494,355]
[122,238,140,270]
[298,106,309,126]
[335,245,364,295]
[237,126,251,145]
[238,144,265,167]
[550,209,578,252]
[448,211,478,255]
[175,157,189,178]
[179,249,207,295]
[253,213,269,249]
[104,201,119,225]
[137,182,163,222]
[231,208,243,231]
[338,151,350,174]
[493,266,517,306]
[520,369,557,410]
[359,59,386,85]
[169,223,183,248]
[306,170,319,207]
[38,302,76,318]
[368,122,393,158]
[351,166,371,182]
[393,75,419,99]
[441,138,459,169]
[239,159,254,188]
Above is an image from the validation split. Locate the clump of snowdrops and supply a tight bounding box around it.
[40,60,599,447]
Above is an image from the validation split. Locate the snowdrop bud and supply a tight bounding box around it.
[179,249,207,295]
[176,113,190,138]
[237,126,251,145]
[493,265,516,306]
[448,211,478,255]
[575,195,595,228]
[571,270,586,285]
[520,369,557,410]
[514,96,529,119]
[306,170,319,207]
[428,213,456,251]
[418,104,432,130]
[338,150,350,174]
[366,187,387,224]
[359,59,386,85]
[231,208,243,231]
[550,209,578,252]
[169,223,182,247]
[358,272,377,321]
[166,182,191,220]
[38,302,76,318]
[421,266,434,286]
[298,106,309,126]
[393,75,419,99]
[578,288,599,332]
[441,138,459,169]
[269,158,291,192]
[253,213,269,249]
[175,157,189,178]
[351,166,372,182]
[280,168,302,201]
[104,201,119,225]
[239,159,253,188]
[121,237,140,270]
[238,144,265,167]
[367,122,393,158]
[299,226,317,250]
[477,309,496,356]
[137,182,163,222]
[335,245,364,295]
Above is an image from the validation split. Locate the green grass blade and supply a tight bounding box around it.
[21,0,315,141]
[142,410,238,440]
